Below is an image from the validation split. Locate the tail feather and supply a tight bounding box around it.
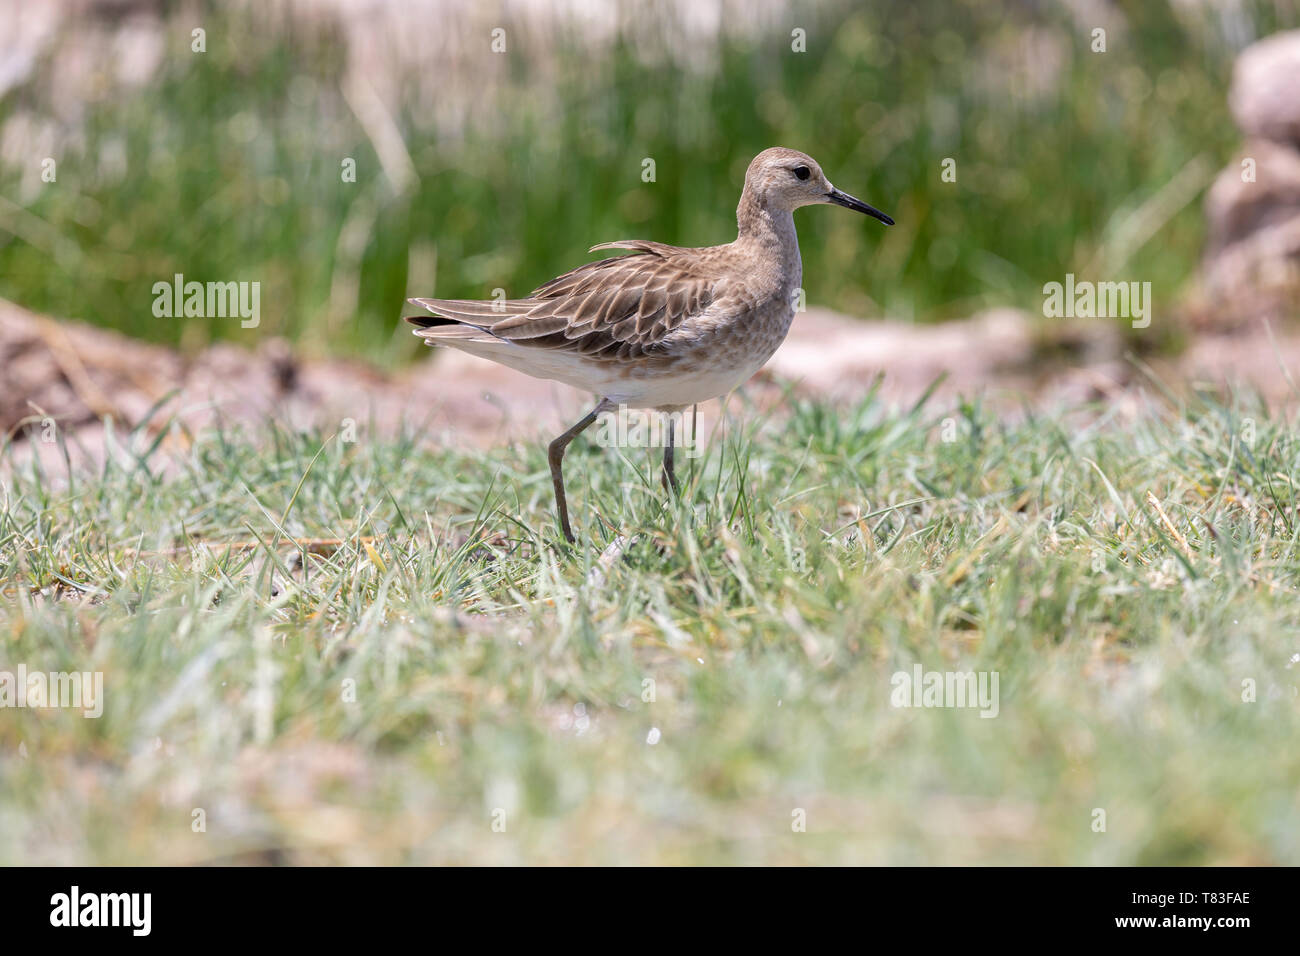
[404,298,509,349]
[404,296,498,338]
[407,296,531,320]
[403,314,460,330]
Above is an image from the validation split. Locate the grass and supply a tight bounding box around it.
[4,0,1299,361]
[2,382,1298,864]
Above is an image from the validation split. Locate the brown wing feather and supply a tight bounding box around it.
[406,242,716,358]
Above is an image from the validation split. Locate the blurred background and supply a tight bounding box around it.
[3,0,1298,370]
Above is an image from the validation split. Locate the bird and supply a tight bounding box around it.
[405,147,893,543]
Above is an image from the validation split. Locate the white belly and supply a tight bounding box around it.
[603,360,767,409]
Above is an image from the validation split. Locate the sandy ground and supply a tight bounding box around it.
[3,296,1298,475]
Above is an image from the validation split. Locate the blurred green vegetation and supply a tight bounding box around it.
[1,0,1297,362]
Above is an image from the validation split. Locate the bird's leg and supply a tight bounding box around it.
[690,404,699,485]
[662,414,679,494]
[548,399,611,543]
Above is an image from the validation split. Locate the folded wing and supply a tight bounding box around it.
[406,241,716,361]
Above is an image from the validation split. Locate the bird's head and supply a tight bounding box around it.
[744,147,894,225]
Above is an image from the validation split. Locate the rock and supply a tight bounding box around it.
[1205,140,1300,255]
[1229,30,1300,146]
[1202,31,1300,327]
[1203,217,1300,320]
[1202,140,1300,320]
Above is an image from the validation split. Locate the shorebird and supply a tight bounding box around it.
[406,147,893,542]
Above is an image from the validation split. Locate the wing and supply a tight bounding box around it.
[405,241,716,360]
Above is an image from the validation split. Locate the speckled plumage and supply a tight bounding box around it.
[403,147,893,541]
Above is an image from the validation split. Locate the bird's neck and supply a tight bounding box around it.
[736,187,801,286]
[737,188,797,249]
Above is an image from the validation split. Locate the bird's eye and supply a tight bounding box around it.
[792,165,811,181]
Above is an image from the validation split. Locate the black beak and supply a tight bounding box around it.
[827,188,894,226]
